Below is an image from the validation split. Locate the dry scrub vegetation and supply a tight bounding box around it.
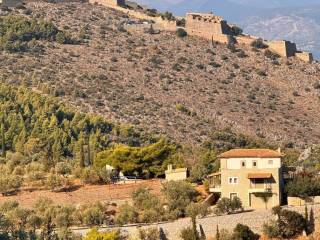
[1,1,320,147]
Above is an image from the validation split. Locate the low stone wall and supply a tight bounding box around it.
[295,52,313,63]
[288,196,320,206]
[235,35,256,45]
[89,0,177,31]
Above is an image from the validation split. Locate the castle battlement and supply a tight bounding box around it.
[184,12,313,63]
[186,13,223,23]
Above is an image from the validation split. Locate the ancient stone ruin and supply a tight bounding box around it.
[185,12,313,63]
[89,0,124,7]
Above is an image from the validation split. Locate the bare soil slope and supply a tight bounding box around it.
[0,180,162,208]
[1,1,320,146]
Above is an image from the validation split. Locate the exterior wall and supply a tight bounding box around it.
[89,0,176,32]
[235,35,256,45]
[220,167,282,209]
[153,20,177,31]
[165,171,187,181]
[89,0,124,7]
[185,13,233,44]
[219,157,282,209]
[267,40,297,57]
[224,157,281,169]
[288,196,320,206]
[295,52,313,63]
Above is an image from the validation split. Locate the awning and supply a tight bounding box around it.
[247,173,272,179]
[208,172,221,177]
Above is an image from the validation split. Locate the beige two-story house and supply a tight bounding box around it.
[209,149,284,209]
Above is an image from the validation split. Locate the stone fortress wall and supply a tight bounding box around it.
[184,12,313,63]
[1,0,314,63]
[88,0,177,31]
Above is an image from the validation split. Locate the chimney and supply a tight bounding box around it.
[167,164,173,171]
[277,147,281,154]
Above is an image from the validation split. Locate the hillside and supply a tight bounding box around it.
[1,1,320,148]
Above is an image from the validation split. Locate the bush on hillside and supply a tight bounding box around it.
[0,175,22,195]
[176,28,187,38]
[161,181,198,218]
[0,15,58,52]
[115,202,139,225]
[251,39,268,49]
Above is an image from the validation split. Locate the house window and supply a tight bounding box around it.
[268,160,273,165]
[241,161,246,168]
[228,177,238,184]
[253,161,257,167]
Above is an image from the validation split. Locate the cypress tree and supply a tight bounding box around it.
[79,142,85,168]
[1,117,5,158]
[215,225,220,240]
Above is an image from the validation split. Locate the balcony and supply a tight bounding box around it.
[208,172,222,193]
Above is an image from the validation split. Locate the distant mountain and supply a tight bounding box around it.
[241,7,320,58]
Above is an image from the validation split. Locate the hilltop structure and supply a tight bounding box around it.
[209,149,284,209]
[89,0,124,7]
[185,12,313,63]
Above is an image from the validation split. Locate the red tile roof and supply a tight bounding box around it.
[219,149,284,158]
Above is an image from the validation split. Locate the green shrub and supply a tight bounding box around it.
[138,228,160,240]
[180,226,200,240]
[176,28,187,38]
[80,168,100,184]
[115,202,138,225]
[251,39,268,49]
[55,162,72,177]
[264,49,280,60]
[162,181,198,218]
[232,224,258,240]
[75,202,107,227]
[0,15,59,52]
[132,187,165,223]
[270,206,306,238]
[231,26,243,35]
[215,197,243,215]
[55,31,74,44]
[46,172,63,191]
[285,175,320,198]
[263,220,280,238]
[83,228,121,240]
[0,175,22,195]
